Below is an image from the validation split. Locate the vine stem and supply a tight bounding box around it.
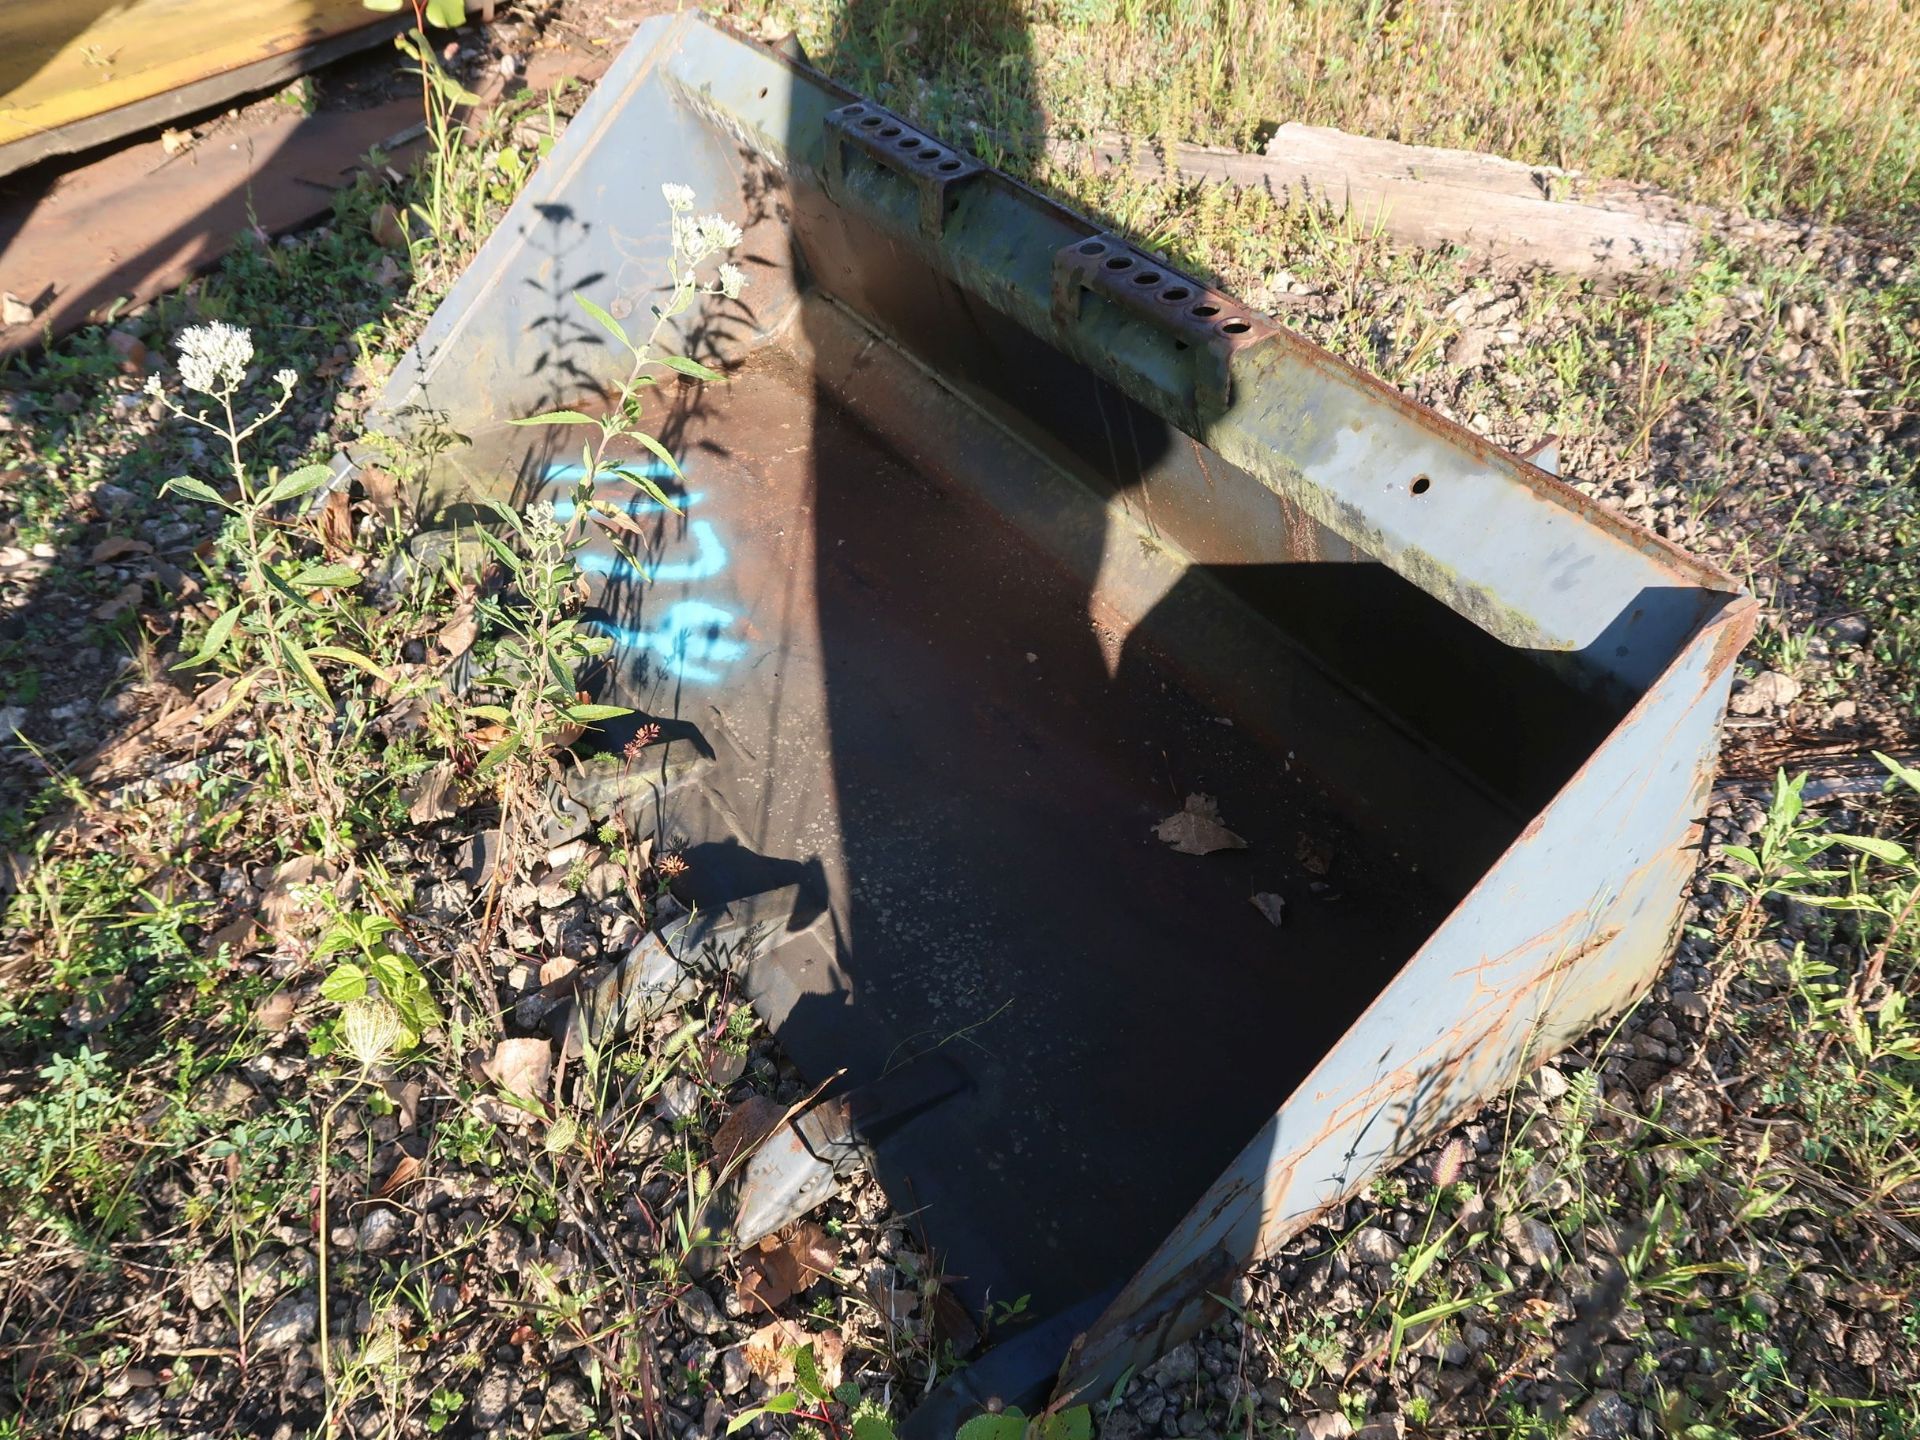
[316,1072,369,1429]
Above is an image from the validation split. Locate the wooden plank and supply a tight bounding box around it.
[0,0,398,176]
[1053,124,1709,279]
[0,97,421,355]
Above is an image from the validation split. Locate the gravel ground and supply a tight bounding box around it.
[3,6,1918,1439]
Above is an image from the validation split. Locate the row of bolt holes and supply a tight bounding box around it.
[849,111,968,174]
[843,113,1430,495]
[1077,241,1253,335]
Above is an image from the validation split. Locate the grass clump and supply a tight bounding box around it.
[747,0,1920,222]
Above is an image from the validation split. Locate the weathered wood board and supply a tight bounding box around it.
[0,0,400,176]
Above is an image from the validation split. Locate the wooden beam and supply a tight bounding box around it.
[1052,124,1717,280]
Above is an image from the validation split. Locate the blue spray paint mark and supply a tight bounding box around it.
[550,491,706,522]
[594,601,747,683]
[543,460,678,484]
[576,519,728,582]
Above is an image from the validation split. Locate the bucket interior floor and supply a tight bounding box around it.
[454,340,1498,1316]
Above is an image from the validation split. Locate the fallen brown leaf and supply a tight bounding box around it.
[203,912,263,960]
[1155,793,1248,855]
[736,1220,842,1313]
[93,583,144,621]
[482,1036,554,1108]
[91,537,153,565]
[319,489,355,559]
[742,1319,843,1387]
[437,601,478,659]
[378,1152,423,1198]
[253,990,297,1033]
[711,1094,785,1173]
[1250,892,1287,927]
[405,761,460,824]
[260,855,336,928]
[930,1286,980,1357]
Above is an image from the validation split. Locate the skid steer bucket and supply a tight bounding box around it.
[354,12,1754,1428]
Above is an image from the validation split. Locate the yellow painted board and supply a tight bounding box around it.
[0,0,388,150]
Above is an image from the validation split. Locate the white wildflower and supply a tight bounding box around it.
[672,214,702,259]
[143,373,164,398]
[696,214,743,252]
[717,263,747,300]
[274,367,297,391]
[661,182,696,212]
[175,321,254,397]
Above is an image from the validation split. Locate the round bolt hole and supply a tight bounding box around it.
[1161,286,1191,302]
[879,125,902,137]
[1133,271,1161,285]
[1077,240,1105,255]
[897,135,920,149]
[859,115,882,128]
[843,105,865,115]
[938,159,963,172]
[1104,255,1135,270]
[1219,317,1251,334]
[1191,303,1220,318]
[1410,475,1432,496]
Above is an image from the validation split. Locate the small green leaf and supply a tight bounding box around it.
[575,294,629,349]
[320,963,368,1004]
[662,354,723,382]
[1831,833,1910,864]
[280,635,334,709]
[851,1416,896,1440]
[466,704,513,724]
[1036,1408,1092,1440]
[361,0,405,10]
[792,1345,825,1401]
[957,1411,1027,1440]
[629,430,686,481]
[290,562,363,590]
[172,603,243,670]
[307,645,394,684]
[478,734,524,774]
[423,0,467,28]
[264,464,335,505]
[507,410,600,426]
[162,475,234,510]
[562,703,632,723]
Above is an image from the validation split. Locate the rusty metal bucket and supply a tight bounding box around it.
[355,12,1753,1427]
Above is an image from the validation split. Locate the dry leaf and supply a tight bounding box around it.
[383,1077,423,1132]
[378,1152,422,1198]
[1,292,32,327]
[711,1094,785,1173]
[253,990,297,1033]
[482,1036,553,1107]
[93,583,144,621]
[437,601,478,659]
[1295,833,1333,876]
[319,488,355,559]
[91,537,153,565]
[736,1221,842,1313]
[930,1286,980,1357]
[866,1266,918,1328]
[359,465,406,517]
[538,955,578,988]
[1155,793,1248,855]
[742,1319,843,1387]
[405,761,460,824]
[1250,892,1287,927]
[260,855,335,927]
[160,127,194,155]
[204,911,263,959]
